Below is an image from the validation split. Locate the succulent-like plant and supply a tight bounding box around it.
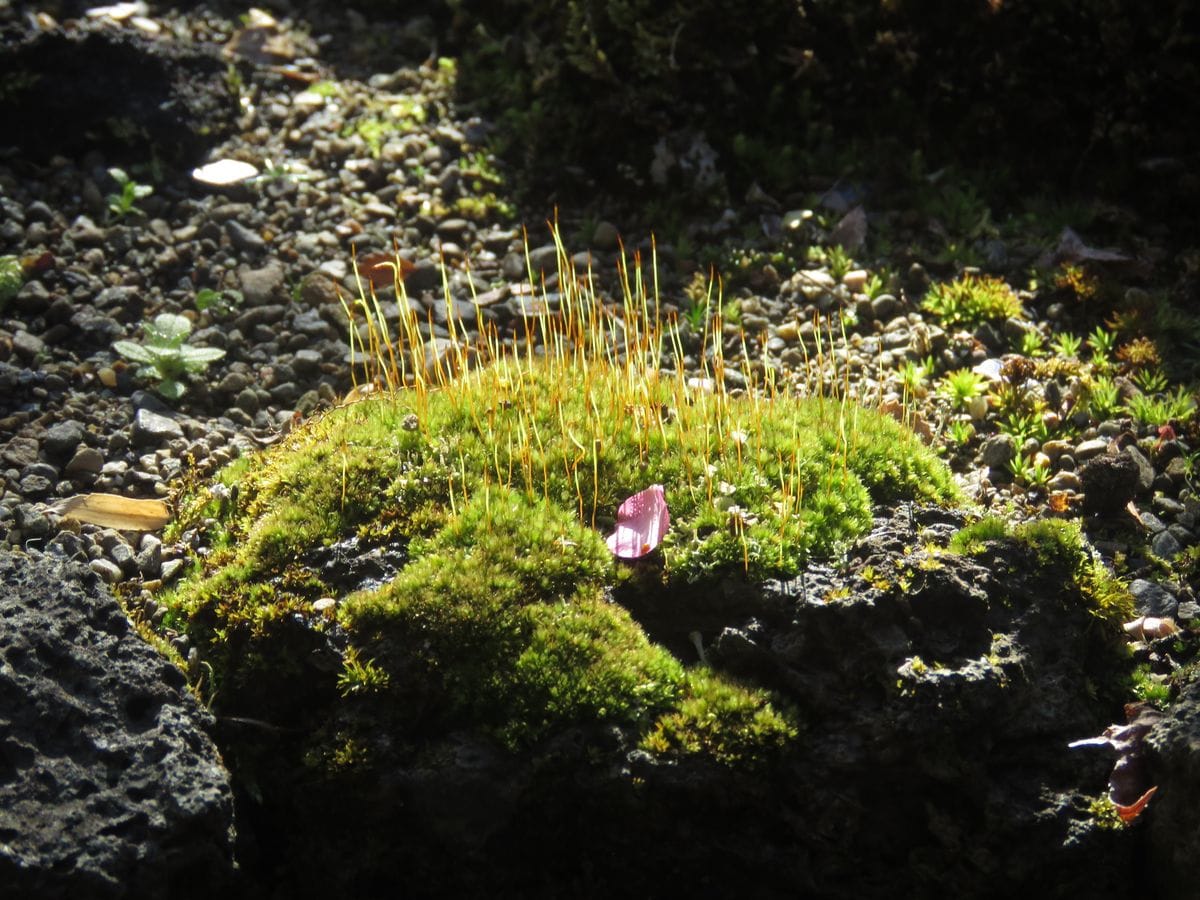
[938,368,988,411]
[921,273,1023,328]
[113,313,226,400]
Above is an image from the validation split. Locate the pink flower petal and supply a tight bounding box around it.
[607,484,669,559]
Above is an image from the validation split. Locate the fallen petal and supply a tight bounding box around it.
[607,484,669,559]
[192,159,259,186]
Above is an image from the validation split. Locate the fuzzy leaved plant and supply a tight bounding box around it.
[113,312,225,400]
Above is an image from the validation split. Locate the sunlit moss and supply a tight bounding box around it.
[163,233,959,763]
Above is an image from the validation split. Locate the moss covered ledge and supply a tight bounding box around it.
[160,243,960,773]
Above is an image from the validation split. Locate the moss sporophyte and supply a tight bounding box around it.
[164,227,960,761]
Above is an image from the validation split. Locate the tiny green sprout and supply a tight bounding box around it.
[1000,409,1048,445]
[1129,662,1170,706]
[0,255,22,309]
[1132,368,1169,395]
[1086,375,1122,421]
[948,419,975,447]
[825,245,853,282]
[1018,330,1046,357]
[1049,332,1083,358]
[1125,386,1196,427]
[1087,326,1117,361]
[720,299,742,325]
[1088,796,1127,830]
[899,359,929,398]
[195,288,243,318]
[683,301,707,331]
[337,645,390,696]
[863,272,887,301]
[1008,452,1050,489]
[922,273,1022,328]
[308,80,340,98]
[106,167,153,219]
[112,312,226,401]
[938,368,988,411]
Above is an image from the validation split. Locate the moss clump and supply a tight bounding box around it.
[164,237,958,764]
[948,516,1134,624]
[640,668,798,767]
[921,274,1024,328]
[346,490,683,746]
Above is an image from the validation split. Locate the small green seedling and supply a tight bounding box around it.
[938,368,988,411]
[113,312,225,400]
[1049,332,1082,358]
[0,255,22,309]
[106,167,153,219]
[195,288,244,318]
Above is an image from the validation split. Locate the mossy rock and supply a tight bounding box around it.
[166,350,957,752]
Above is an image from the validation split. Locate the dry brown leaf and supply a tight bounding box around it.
[1047,491,1069,513]
[54,493,170,531]
[358,252,415,290]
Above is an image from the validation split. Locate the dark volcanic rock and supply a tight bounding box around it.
[221,508,1141,899]
[1079,450,1140,515]
[0,24,238,167]
[1147,676,1200,900]
[0,550,236,899]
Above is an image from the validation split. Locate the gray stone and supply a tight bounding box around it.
[1046,471,1082,492]
[870,293,900,320]
[1,436,40,468]
[226,219,266,253]
[88,557,124,582]
[404,258,444,294]
[1124,445,1155,493]
[12,330,45,361]
[1168,524,1196,548]
[1074,438,1109,461]
[67,214,106,246]
[1153,496,1186,518]
[64,446,105,478]
[980,433,1016,469]
[1130,579,1178,617]
[1153,529,1183,559]
[0,551,236,898]
[132,409,185,447]
[237,260,286,306]
[42,420,85,460]
[1139,511,1168,534]
[592,221,620,250]
[526,244,559,278]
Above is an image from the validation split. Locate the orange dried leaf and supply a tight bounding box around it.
[1115,786,1157,823]
[1048,491,1071,513]
[359,252,415,290]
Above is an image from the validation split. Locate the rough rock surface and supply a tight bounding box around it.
[225,508,1142,898]
[1148,676,1200,900]
[0,550,236,899]
[0,23,238,166]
